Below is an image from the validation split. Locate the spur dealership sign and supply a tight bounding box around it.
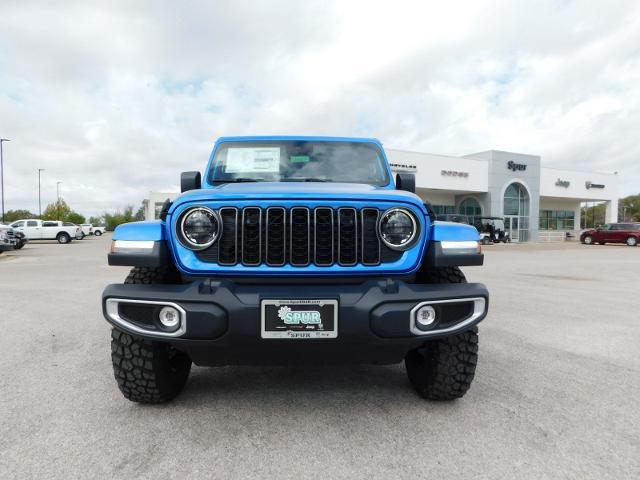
[507,161,527,172]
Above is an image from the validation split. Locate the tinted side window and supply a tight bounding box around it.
[42,221,58,227]
[27,221,38,227]
[12,221,25,228]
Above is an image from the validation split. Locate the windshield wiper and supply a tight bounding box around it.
[214,178,262,183]
[280,178,331,182]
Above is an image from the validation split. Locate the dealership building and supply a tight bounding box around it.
[144,148,619,242]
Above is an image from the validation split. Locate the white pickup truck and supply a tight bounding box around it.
[10,219,79,244]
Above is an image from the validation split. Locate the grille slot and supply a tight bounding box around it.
[241,207,261,265]
[266,207,286,266]
[361,208,381,265]
[290,207,310,266]
[338,208,358,265]
[314,208,334,265]
[218,208,238,265]
[195,206,406,267]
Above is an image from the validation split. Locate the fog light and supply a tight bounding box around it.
[159,306,180,330]
[414,305,436,331]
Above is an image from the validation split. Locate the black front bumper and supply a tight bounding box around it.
[102,279,489,366]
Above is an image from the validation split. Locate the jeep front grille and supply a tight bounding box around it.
[196,206,403,267]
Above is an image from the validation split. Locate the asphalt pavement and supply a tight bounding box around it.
[0,236,638,479]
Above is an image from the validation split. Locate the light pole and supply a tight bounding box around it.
[0,138,10,223]
[56,181,62,201]
[38,168,45,218]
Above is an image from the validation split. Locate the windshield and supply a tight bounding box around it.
[209,141,390,186]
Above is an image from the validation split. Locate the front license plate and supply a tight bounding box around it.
[261,299,338,339]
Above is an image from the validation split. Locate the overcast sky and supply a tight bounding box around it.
[1,0,639,217]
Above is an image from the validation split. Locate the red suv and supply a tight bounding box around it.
[581,223,640,246]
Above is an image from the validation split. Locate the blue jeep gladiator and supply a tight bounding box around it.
[104,136,488,403]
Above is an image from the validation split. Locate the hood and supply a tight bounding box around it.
[170,182,425,211]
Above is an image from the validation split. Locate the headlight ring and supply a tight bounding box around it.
[178,206,221,250]
[378,207,418,250]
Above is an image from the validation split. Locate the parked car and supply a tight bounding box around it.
[1,224,28,249]
[10,219,78,244]
[93,225,106,236]
[581,223,640,246]
[78,224,93,236]
[0,225,17,253]
[103,136,488,404]
[63,222,85,239]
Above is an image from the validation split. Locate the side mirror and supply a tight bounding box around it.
[181,171,201,193]
[395,173,415,193]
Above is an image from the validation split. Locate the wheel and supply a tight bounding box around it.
[627,236,638,247]
[14,242,24,250]
[57,232,71,244]
[407,266,479,400]
[582,235,594,245]
[95,230,102,236]
[110,266,190,403]
[80,233,85,239]
[481,237,491,245]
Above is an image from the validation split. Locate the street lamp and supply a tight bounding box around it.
[0,138,10,223]
[57,181,62,201]
[38,168,45,218]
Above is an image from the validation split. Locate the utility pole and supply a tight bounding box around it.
[38,168,45,218]
[0,138,10,223]
[56,181,63,220]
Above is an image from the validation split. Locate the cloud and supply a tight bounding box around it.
[1,0,639,217]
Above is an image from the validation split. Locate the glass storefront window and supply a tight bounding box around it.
[539,210,575,230]
[458,198,482,224]
[431,205,454,215]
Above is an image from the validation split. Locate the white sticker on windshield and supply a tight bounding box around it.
[225,147,281,173]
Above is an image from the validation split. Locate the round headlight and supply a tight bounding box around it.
[179,207,220,250]
[379,208,417,250]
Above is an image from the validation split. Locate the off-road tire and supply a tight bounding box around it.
[111,266,190,403]
[406,266,479,400]
[57,232,71,244]
[111,329,191,404]
[124,265,181,285]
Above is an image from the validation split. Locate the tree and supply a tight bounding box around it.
[134,205,145,221]
[3,209,36,223]
[66,211,86,224]
[88,216,104,226]
[42,199,72,221]
[619,194,640,222]
[104,205,136,231]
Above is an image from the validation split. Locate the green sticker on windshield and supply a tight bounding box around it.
[290,155,310,163]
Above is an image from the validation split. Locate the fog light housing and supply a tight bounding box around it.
[414,305,436,331]
[158,306,181,330]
